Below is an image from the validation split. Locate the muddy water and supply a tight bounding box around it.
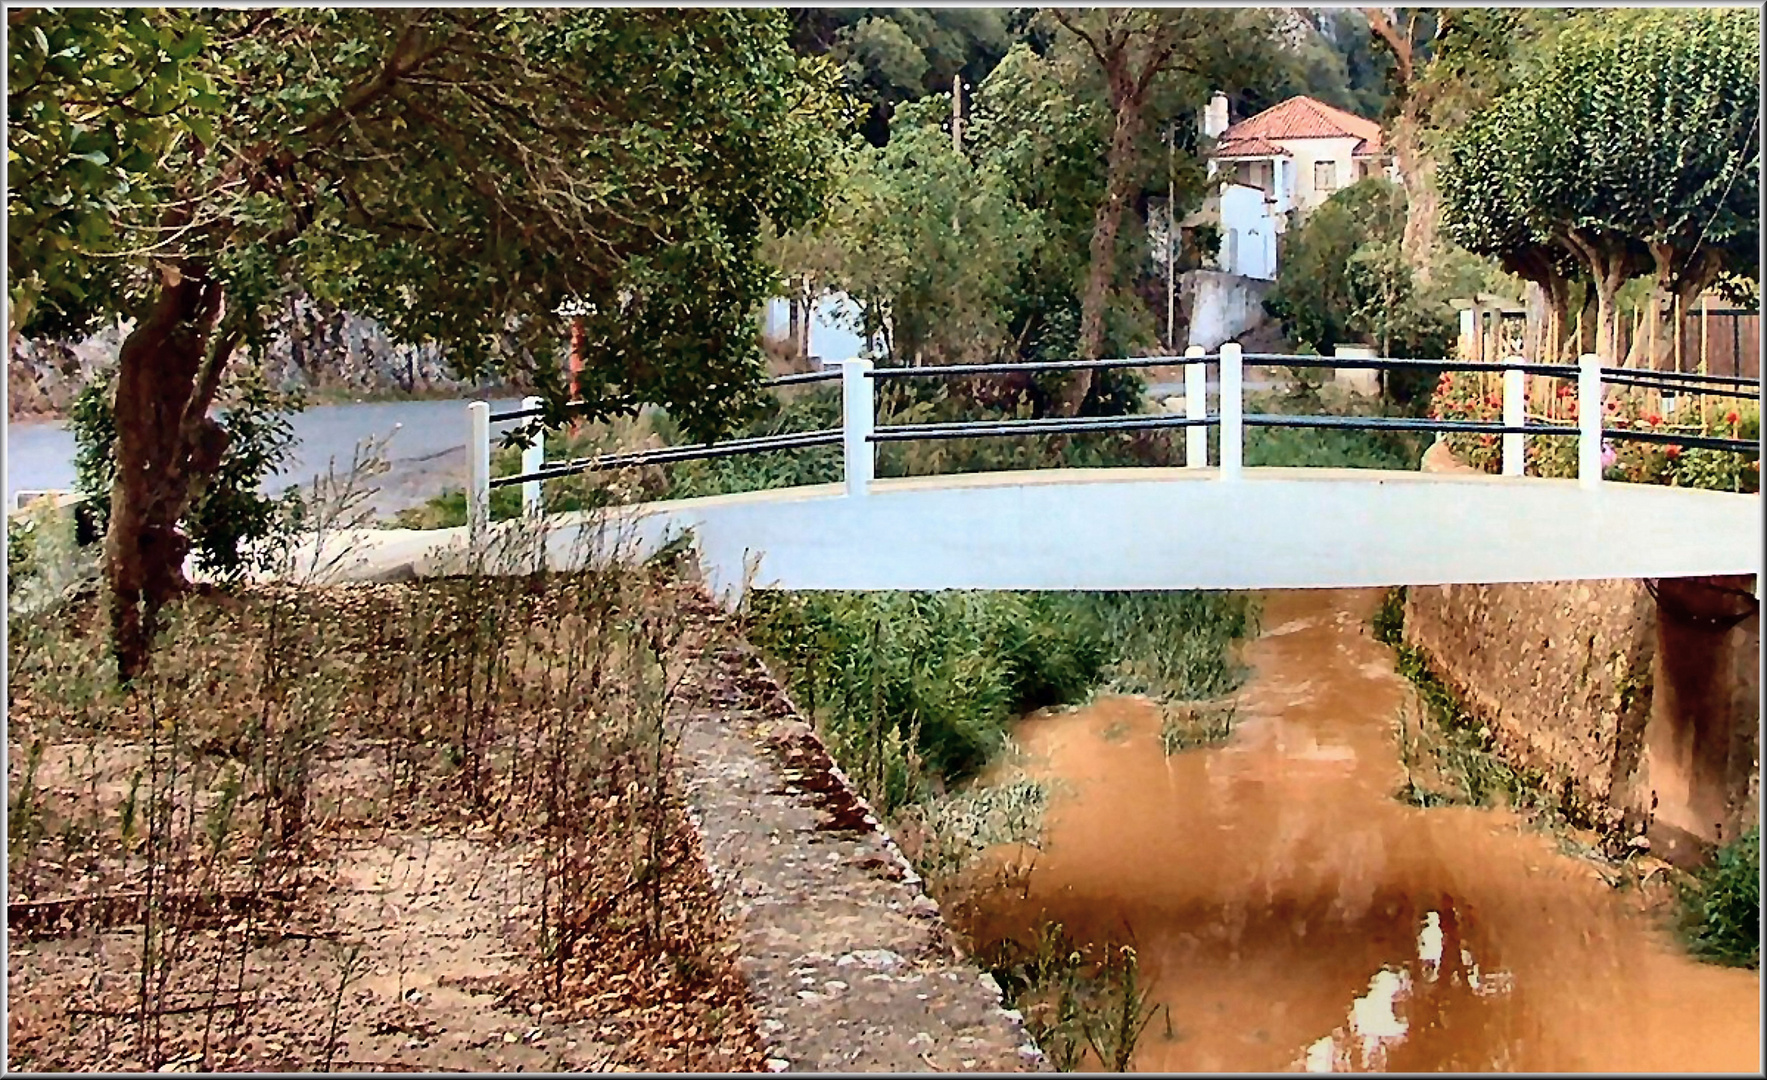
[958,589,1759,1073]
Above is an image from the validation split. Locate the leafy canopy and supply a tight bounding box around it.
[8,8,852,439]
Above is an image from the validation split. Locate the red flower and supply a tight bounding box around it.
[1726,410,1740,425]
[1646,413,1662,426]
[1605,399,1619,413]
[1557,385,1573,398]
[1666,445,1682,459]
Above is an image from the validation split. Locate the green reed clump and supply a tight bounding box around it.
[980,924,1168,1072]
[745,589,1256,815]
[1371,585,1406,646]
[1680,826,1760,969]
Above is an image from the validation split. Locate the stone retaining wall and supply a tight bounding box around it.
[674,596,1044,1073]
[1406,438,1760,861]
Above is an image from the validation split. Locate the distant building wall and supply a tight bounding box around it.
[1184,270,1271,351]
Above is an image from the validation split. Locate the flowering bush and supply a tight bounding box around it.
[1427,371,1758,494]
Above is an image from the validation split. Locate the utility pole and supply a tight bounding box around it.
[1166,124,1176,352]
[952,73,963,153]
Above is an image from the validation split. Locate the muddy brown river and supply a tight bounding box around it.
[957,589,1759,1072]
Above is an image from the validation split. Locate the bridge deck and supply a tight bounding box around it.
[296,467,1760,601]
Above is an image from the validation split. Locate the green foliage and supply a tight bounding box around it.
[1680,827,1760,969]
[1430,372,1759,493]
[810,97,1045,365]
[1372,586,1406,646]
[1439,8,1759,342]
[69,367,306,582]
[1265,180,1408,355]
[7,9,220,339]
[9,8,852,441]
[663,388,845,498]
[1243,388,1431,470]
[1391,642,1555,814]
[745,587,1255,815]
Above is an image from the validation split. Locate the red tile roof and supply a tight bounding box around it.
[1212,136,1285,158]
[1213,96,1386,157]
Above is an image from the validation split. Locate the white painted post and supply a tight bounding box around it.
[520,396,543,516]
[840,358,874,498]
[1578,353,1602,489]
[1501,363,1525,477]
[1184,345,1208,468]
[467,401,491,544]
[1219,341,1243,480]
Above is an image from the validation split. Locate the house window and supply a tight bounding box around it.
[1314,160,1338,192]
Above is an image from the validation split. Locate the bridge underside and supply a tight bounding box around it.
[319,468,1761,599]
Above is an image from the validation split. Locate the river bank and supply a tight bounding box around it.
[947,588,1760,1072]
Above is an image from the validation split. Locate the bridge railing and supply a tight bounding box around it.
[466,369,843,542]
[466,347,1758,542]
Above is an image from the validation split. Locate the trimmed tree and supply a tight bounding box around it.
[8,7,847,677]
[1441,10,1758,364]
[1436,105,1581,362]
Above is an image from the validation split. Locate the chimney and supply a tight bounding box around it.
[1202,92,1231,140]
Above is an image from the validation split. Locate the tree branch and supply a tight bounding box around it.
[1052,10,1111,73]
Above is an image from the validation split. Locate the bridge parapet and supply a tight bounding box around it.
[457,346,1760,569]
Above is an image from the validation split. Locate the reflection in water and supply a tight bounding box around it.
[955,589,1759,1073]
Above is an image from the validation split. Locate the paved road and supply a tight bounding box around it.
[7,398,521,517]
[6,373,1292,517]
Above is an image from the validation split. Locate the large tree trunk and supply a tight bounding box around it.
[1061,100,1147,417]
[1360,9,1434,281]
[1392,103,1437,284]
[106,268,233,681]
[1639,244,1724,372]
[1563,231,1641,365]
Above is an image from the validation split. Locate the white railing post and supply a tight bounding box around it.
[1501,362,1525,477]
[1578,353,1603,489]
[840,358,874,498]
[1219,341,1243,480]
[467,401,491,543]
[520,395,543,516]
[1184,344,1208,468]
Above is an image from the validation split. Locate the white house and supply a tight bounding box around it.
[1182,93,1399,282]
[1205,92,1397,216]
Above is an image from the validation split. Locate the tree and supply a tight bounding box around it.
[1043,7,1280,414]
[800,97,1044,366]
[1355,8,1440,279]
[1438,9,1759,363]
[1437,106,1581,361]
[1265,179,1408,355]
[8,8,847,677]
[788,8,1013,144]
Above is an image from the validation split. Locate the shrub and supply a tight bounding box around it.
[1680,827,1760,969]
[1428,371,1759,493]
[70,365,307,582]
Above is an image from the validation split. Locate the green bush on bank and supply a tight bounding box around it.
[1680,827,1760,969]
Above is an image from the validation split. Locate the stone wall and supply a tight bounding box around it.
[1401,579,1657,829]
[1406,439,1761,862]
[1181,269,1271,352]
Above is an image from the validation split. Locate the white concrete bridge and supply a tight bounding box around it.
[302,346,1760,601]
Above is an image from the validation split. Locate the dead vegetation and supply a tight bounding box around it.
[6,520,764,1072]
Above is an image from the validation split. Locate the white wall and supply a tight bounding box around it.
[1185,270,1271,350]
[1217,184,1276,281]
[762,292,881,362]
[1276,136,1364,213]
